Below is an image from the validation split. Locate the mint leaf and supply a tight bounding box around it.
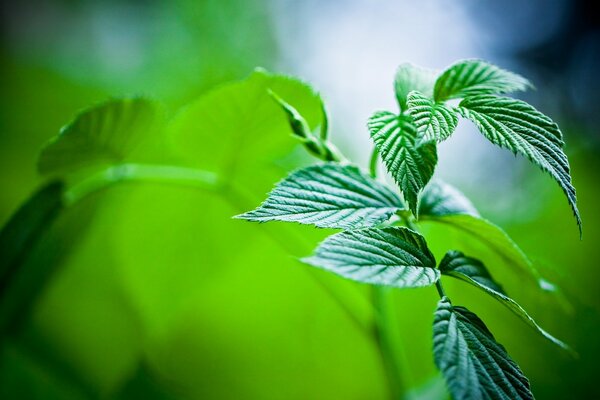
[439,251,571,351]
[459,94,581,234]
[38,98,162,177]
[434,59,531,102]
[406,91,458,142]
[395,63,438,111]
[419,180,479,217]
[433,297,534,400]
[303,227,439,288]
[236,163,404,230]
[368,112,438,216]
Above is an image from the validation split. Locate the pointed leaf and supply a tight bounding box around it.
[439,251,570,351]
[395,63,438,111]
[434,59,532,102]
[433,297,534,400]
[459,94,580,234]
[419,180,479,217]
[236,163,404,229]
[368,112,438,216]
[303,227,439,288]
[406,91,458,142]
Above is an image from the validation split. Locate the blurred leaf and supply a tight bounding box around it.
[236,163,404,229]
[433,297,534,400]
[439,251,570,351]
[406,91,458,142]
[394,63,438,111]
[368,112,437,216]
[419,180,479,217]
[303,227,439,288]
[434,59,531,102]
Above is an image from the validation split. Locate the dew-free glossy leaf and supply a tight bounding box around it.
[303,227,439,288]
[419,180,479,217]
[433,297,534,400]
[406,91,458,142]
[236,163,404,229]
[368,111,437,216]
[434,59,531,102]
[439,251,570,351]
[395,63,438,111]
[459,94,580,235]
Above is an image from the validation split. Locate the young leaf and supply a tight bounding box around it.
[434,59,532,102]
[302,227,439,288]
[236,163,404,230]
[406,91,458,142]
[439,251,570,351]
[38,98,162,176]
[433,297,534,400]
[395,63,438,111]
[459,94,581,234]
[419,180,479,217]
[368,111,438,216]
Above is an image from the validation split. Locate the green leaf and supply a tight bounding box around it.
[439,251,571,351]
[433,297,534,400]
[395,63,438,111]
[38,98,162,177]
[419,180,479,217]
[406,91,458,142]
[302,227,439,288]
[236,163,404,230]
[434,59,532,102]
[368,111,438,216]
[459,94,581,235]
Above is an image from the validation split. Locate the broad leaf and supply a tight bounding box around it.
[38,98,162,176]
[368,111,438,216]
[302,227,439,288]
[434,59,531,102]
[236,163,404,230]
[395,63,438,111]
[459,94,581,234]
[439,251,570,351]
[433,297,534,400]
[419,180,479,217]
[406,91,458,142]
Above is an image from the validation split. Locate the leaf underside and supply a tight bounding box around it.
[236,163,404,230]
[303,227,439,288]
[419,180,479,218]
[406,91,458,142]
[433,297,534,400]
[395,63,438,111]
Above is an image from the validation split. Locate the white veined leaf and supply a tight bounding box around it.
[406,91,458,142]
[439,251,571,351]
[302,227,439,288]
[459,94,581,235]
[419,180,479,217]
[394,63,438,111]
[433,297,534,400]
[236,163,404,230]
[368,111,438,217]
[434,59,532,102]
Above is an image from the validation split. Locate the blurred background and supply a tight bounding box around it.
[0,0,598,398]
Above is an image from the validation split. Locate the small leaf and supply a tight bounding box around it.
[236,163,404,230]
[459,94,581,235]
[433,297,534,400]
[38,98,162,176]
[395,63,438,111]
[439,251,571,351]
[368,111,438,216]
[406,91,458,142]
[419,180,479,217]
[303,227,439,288]
[434,59,532,102]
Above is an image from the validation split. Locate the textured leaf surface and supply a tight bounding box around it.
[434,59,531,102]
[406,91,458,142]
[395,63,438,111]
[433,297,534,400]
[303,227,439,288]
[236,163,404,229]
[368,111,438,216]
[459,94,580,234]
[419,180,479,217]
[38,98,161,176]
[439,251,570,350]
